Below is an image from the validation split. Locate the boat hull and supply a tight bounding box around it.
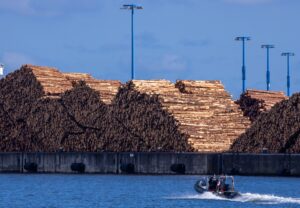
[214,191,241,199]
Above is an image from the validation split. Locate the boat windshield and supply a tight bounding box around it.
[223,176,235,191]
[214,175,235,192]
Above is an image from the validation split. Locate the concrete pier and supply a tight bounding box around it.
[0,152,299,176]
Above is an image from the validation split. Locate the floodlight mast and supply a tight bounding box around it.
[235,36,250,93]
[281,52,295,96]
[261,44,275,91]
[121,4,143,80]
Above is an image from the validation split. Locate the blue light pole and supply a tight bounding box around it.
[235,36,250,93]
[281,52,295,96]
[261,44,275,91]
[121,4,143,80]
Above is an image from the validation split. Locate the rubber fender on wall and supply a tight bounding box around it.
[170,163,186,174]
[120,163,135,174]
[280,168,291,176]
[71,163,86,173]
[24,162,38,173]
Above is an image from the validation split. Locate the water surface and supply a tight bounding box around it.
[0,174,300,208]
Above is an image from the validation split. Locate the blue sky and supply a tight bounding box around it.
[0,0,299,98]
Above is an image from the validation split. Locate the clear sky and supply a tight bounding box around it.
[0,0,299,98]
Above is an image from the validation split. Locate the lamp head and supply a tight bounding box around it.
[235,36,251,41]
[281,52,295,56]
[261,44,275,49]
[121,4,143,10]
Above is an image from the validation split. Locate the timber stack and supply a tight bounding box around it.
[236,89,287,122]
[0,65,73,151]
[0,64,251,152]
[113,80,250,152]
[0,65,123,152]
[231,93,300,153]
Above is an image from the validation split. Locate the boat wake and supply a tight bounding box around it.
[167,192,300,205]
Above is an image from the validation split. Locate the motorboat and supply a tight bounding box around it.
[194,175,240,199]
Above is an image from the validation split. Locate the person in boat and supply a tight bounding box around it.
[216,175,230,192]
[208,175,218,191]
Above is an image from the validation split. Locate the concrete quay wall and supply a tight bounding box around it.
[0,152,300,176]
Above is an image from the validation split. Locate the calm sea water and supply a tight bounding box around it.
[0,174,300,208]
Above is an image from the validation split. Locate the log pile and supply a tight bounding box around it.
[175,80,250,152]
[236,89,287,122]
[231,93,300,153]
[27,82,140,152]
[0,64,73,152]
[0,65,126,152]
[175,80,250,151]
[0,64,252,152]
[113,80,250,152]
[112,80,193,152]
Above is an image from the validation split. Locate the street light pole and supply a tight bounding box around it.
[121,4,143,80]
[281,52,295,96]
[235,36,250,93]
[261,44,275,91]
[131,8,134,80]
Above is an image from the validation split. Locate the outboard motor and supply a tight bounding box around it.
[71,163,85,173]
[24,162,38,173]
[120,163,135,174]
[170,163,186,174]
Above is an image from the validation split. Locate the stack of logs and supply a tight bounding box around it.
[236,89,287,122]
[231,93,300,153]
[174,81,250,151]
[0,65,124,152]
[0,64,251,152]
[113,80,250,152]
